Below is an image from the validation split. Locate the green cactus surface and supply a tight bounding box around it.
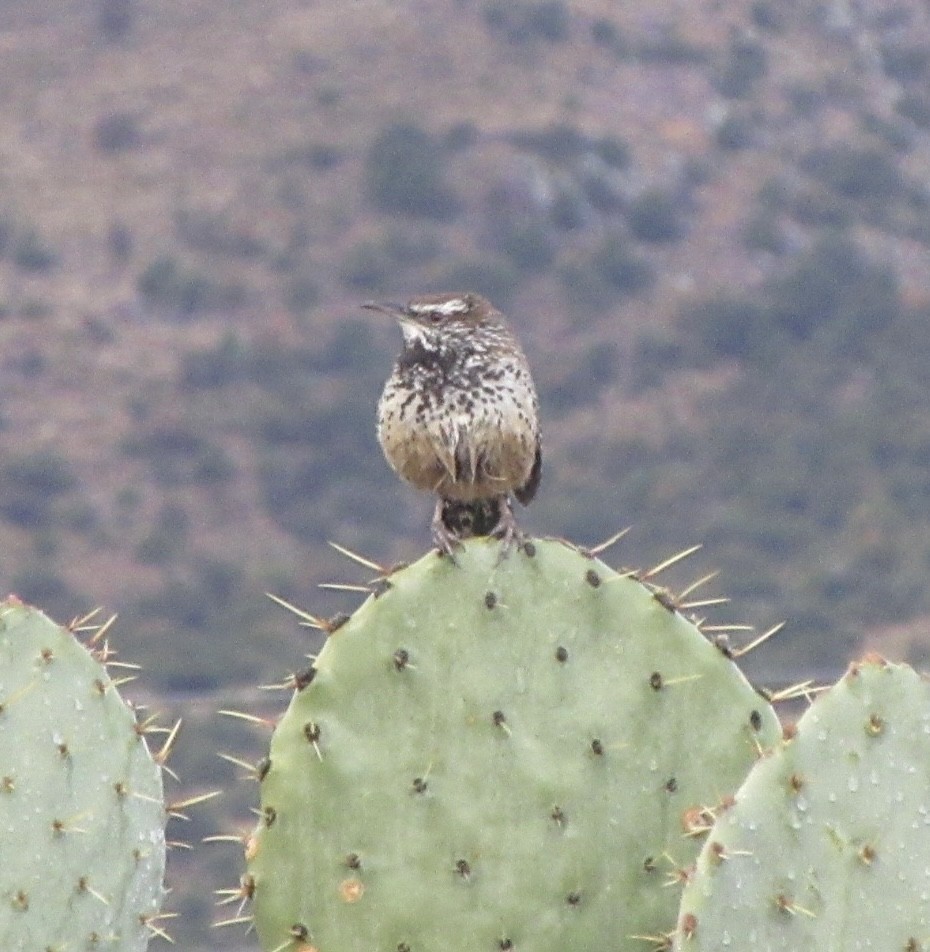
[248,537,780,952]
[0,597,167,951]
[674,655,930,950]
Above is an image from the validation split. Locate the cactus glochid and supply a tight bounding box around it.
[0,597,167,951]
[246,537,780,952]
[674,655,930,950]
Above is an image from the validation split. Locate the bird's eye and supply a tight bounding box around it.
[428,312,444,324]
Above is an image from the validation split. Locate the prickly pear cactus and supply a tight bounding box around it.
[673,655,930,950]
[0,597,167,951]
[247,538,780,952]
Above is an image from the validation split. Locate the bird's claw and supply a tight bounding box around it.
[489,497,525,562]
[432,501,464,564]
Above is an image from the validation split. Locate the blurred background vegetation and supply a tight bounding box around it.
[4,0,930,946]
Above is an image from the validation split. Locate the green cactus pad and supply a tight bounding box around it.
[249,538,779,952]
[0,597,166,951]
[674,656,930,950]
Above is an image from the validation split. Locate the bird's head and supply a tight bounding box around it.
[363,293,499,352]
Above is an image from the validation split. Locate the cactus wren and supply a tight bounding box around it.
[365,292,541,556]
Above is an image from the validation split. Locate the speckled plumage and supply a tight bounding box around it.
[366,292,541,553]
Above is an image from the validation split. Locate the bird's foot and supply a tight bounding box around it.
[432,500,464,564]
[433,497,528,564]
[489,496,526,561]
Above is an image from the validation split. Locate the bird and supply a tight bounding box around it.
[365,292,541,557]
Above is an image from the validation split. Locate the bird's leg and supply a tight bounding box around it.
[489,495,525,559]
[431,498,463,563]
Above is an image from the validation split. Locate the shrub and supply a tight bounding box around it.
[139,255,208,312]
[0,214,13,257]
[340,227,442,291]
[482,0,570,43]
[750,1,784,30]
[757,176,791,211]
[18,299,52,319]
[790,186,850,228]
[0,451,78,528]
[136,503,190,565]
[557,260,614,310]
[194,443,236,484]
[686,291,766,360]
[122,424,234,486]
[138,255,243,315]
[443,121,479,152]
[106,221,134,264]
[880,42,930,82]
[630,329,684,386]
[60,500,99,535]
[98,0,133,41]
[304,143,344,170]
[382,226,442,266]
[285,275,320,316]
[580,169,625,212]
[93,112,140,153]
[741,210,786,254]
[509,122,587,164]
[715,112,754,150]
[628,189,685,244]
[714,36,768,98]
[495,221,555,272]
[591,231,654,294]
[340,241,392,292]
[364,122,459,220]
[590,18,627,56]
[482,0,509,32]
[181,333,247,390]
[896,92,930,130]
[9,567,79,616]
[13,229,57,272]
[434,258,520,306]
[687,233,903,366]
[594,134,631,168]
[115,485,142,512]
[175,208,265,257]
[861,112,914,152]
[316,86,341,107]
[786,83,823,118]
[525,0,570,41]
[801,144,901,200]
[196,557,242,602]
[763,232,900,347]
[635,31,707,64]
[549,187,587,230]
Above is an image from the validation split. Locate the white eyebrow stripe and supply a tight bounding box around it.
[408,298,469,316]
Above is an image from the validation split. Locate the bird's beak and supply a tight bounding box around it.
[363,301,424,345]
[362,301,405,318]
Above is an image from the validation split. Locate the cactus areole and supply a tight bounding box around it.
[248,539,779,952]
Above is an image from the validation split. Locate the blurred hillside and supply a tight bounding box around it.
[4,0,930,945]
